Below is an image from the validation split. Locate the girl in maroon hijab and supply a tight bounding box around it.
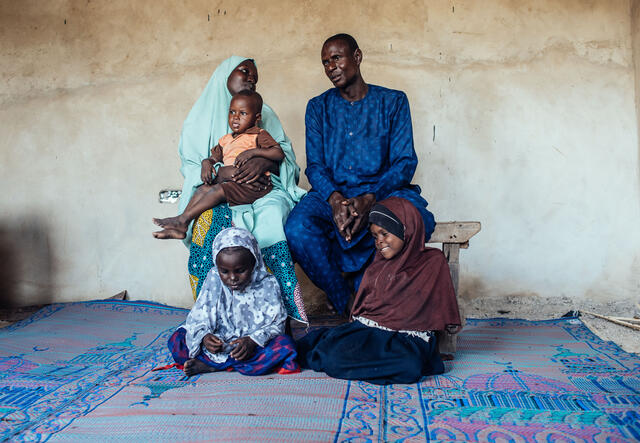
[296,197,461,385]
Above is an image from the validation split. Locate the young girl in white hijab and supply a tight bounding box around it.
[167,227,299,376]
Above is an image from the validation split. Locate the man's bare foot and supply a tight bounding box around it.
[153,228,187,240]
[152,216,188,232]
[184,358,217,376]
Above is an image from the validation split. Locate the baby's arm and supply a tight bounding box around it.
[210,144,224,163]
[200,145,223,185]
[234,130,284,167]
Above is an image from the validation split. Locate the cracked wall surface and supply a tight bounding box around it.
[633,0,640,201]
[1,0,639,308]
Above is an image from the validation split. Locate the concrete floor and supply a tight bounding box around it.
[464,295,640,354]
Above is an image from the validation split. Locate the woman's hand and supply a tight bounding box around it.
[234,150,255,168]
[242,174,271,193]
[229,336,257,361]
[201,159,215,185]
[233,157,277,184]
[214,165,271,192]
[214,166,236,184]
[202,333,225,353]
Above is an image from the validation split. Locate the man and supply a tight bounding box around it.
[285,33,435,314]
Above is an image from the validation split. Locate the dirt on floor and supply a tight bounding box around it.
[462,295,640,354]
[0,304,47,329]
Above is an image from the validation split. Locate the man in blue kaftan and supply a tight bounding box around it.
[285,34,435,314]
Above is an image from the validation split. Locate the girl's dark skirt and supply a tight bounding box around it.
[296,321,444,385]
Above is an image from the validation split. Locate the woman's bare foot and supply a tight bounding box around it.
[183,358,217,377]
[152,216,188,232]
[153,228,187,240]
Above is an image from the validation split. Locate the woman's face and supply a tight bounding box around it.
[227,60,258,95]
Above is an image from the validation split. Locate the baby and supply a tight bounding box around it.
[166,227,299,376]
[153,90,284,239]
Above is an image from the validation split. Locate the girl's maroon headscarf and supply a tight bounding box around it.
[350,197,462,332]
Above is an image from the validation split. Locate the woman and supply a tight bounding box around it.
[296,197,461,385]
[177,56,307,323]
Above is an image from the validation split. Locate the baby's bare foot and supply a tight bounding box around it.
[184,358,216,376]
[152,228,187,240]
[152,216,187,231]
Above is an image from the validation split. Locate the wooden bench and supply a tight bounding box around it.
[428,221,482,354]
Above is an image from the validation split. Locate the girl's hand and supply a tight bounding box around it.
[202,333,225,353]
[229,336,257,361]
[201,159,215,185]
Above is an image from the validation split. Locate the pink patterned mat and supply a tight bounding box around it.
[0,300,638,442]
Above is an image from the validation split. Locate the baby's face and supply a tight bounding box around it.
[369,223,404,260]
[216,247,255,291]
[228,95,259,135]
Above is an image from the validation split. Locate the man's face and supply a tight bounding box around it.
[321,39,361,88]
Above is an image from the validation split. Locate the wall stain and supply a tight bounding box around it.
[552,145,566,157]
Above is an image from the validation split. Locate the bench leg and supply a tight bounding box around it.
[439,243,463,355]
[443,243,460,294]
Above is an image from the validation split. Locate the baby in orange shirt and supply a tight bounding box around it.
[153,91,284,240]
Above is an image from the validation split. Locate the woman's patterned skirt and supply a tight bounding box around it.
[188,204,307,323]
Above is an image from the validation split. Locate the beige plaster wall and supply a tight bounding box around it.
[634,0,640,202]
[1,0,639,308]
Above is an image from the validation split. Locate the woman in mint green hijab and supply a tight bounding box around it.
[179,56,308,323]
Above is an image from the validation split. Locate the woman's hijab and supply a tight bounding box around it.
[183,227,287,363]
[350,197,461,332]
[177,56,306,246]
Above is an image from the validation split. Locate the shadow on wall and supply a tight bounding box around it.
[0,218,54,308]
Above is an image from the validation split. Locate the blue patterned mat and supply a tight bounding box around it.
[0,300,638,442]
